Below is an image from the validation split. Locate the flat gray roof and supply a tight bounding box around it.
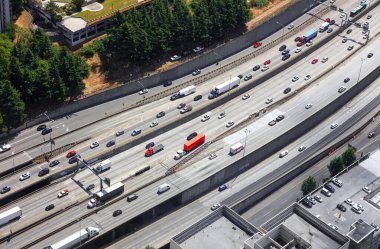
[60,16,87,32]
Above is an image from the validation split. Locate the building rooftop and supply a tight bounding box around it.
[347,219,375,243]
[59,16,87,32]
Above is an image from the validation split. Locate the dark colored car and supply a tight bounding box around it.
[279,45,287,51]
[49,160,60,167]
[145,142,155,149]
[194,95,202,101]
[337,204,346,212]
[237,75,243,79]
[170,93,179,101]
[177,103,186,109]
[68,155,81,164]
[252,65,260,71]
[45,204,55,211]
[344,77,350,83]
[0,186,11,194]
[113,209,122,217]
[282,54,290,61]
[156,111,166,118]
[324,183,335,193]
[346,29,352,34]
[368,132,375,138]
[37,124,47,131]
[329,20,335,25]
[86,184,95,191]
[163,81,172,87]
[187,132,198,141]
[127,194,138,202]
[302,199,313,208]
[41,127,52,135]
[294,36,301,42]
[218,184,228,192]
[38,168,50,177]
[327,28,333,33]
[106,140,115,147]
[192,69,201,76]
[276,115,285,122]
[115,131,125,136]
[367,52,373,58]
[283,87,291,94]
[244,74,253,81]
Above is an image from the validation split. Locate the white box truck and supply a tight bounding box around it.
[93,159,112,174]
[95,182,124,203]
[46,227,99,249]
[230,143,244,155]
[319,22,330,32]
[208,77,240,99]
[157,183,171,194]
[178,85,196,97]
[0,206,22,226]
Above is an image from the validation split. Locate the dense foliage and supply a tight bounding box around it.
[302,176,317,196]
[328,157,344,177]
[0,29,89,131]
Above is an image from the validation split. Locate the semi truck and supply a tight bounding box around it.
[45,227,99,249]
[297,29,318,46]
[0,206,22,226]
[145,144,164,157]
[184,134,205,152]
[319,22,330,32]
[92,159,112,174]
[208,77,240,99]
[94,182,124,203]
[230,143,244,155]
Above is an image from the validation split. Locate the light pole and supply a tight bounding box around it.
[243,129,250,158]
[357,58,365,83]
[12,151,15,175]
[276,21,285,37]
[213,51,222,69]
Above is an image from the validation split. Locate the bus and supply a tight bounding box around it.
[350,3,367,17]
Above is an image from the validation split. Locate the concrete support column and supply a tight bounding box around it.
[152,207,156,218]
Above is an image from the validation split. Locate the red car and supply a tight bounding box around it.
[253,41,262,48]
[66,150,76,158]
[264,60,271,65]
[311,59,318,64]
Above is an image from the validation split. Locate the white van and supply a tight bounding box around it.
[351,204,363,214]
[157,183,171,194]
[230,143,244,155]
[321,188,331,197]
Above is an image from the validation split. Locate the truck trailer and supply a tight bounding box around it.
[184,134,205,152]
[297,29,318,46]
[230,143,244,155]
[145,144,164,157]
[95,182,124,203]
[208,77,240,99]
[45,227,99,249]
[93,159,112,174]
[319,22,330,32]
[0,206,22,226]
[179,85,196,97]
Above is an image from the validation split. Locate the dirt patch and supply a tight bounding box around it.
[15,10,32,30]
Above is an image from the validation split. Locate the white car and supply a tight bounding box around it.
[170,55,182,61]
[306,40,313,47]
[193,46,204,53]
[90,141,99,149]
[218,112,226,119]
[242,94,250,100]
[321,57,328,63]
[211,203,221,211]
[362,186,371,194]
[209,153,217,160]
[340,13,345,18]
[265,98,273,104]
[332,177,343,187]
[279,150,288,158]
[150,121,158,128]
[314,195,323,203]
[0,144,11,153]
[226,121,234,128]
[139,89,149,95]
[87,198,96,209]
[19,172,31,181]
[298,145,306,152]
[201,114,210,122]
[292,76,299,82]
[57,189,69,198]
[330,123,338,129]
[305,103,313,109]
[304,75,311,81]
[357,204,364,211]
[295,47,302,53]
[288,23,294,29]
[345,199,353,205]
[261,65,269,71]
[174,153,182,160]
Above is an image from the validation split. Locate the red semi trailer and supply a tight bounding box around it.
[184,134,205,152]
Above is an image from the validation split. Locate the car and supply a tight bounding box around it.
[338,86,346,93]
[264,60,271,65]
[295,47,302,53]
[156,111,165,118]
[332,178,343,187]
[367,14,372,19]
[66,150,76,158]
[244,74,252,81]
[163,81,172,87]
[193,46,204,53]
[194,95,202,101]
[324,183,335,193]
[292,76,299,82]
[306,196,316,205]
[242,94,250,100]
[113,209,123,217]
[209,153,217,160]
[150,121,158,128]
[367,52,373,58]
[352,204,363,214]
[192,69,201,76]
[294,36,301,42]
[324,18,331,23]
[45,204,55,211]
[19,172,31,181]
[268,120,276,126]
[90,141,99,149]
[106,140,115,147]
[265,98,273,104]
[253,41,262,48]
[145,142,155,149]
[348,45,354,51]
[305,103,313,109]
[127,194,138,202]
[288,24,294,29]
[370,223,380,231]
[368,132,375,138]
[58,189,69,198]
[330,123,338,129]
[237,75,243,79]
[41,127,52,135]
[115,131,124,136]
[311,59,318,64]
[321,57,328,63]
[131,129,142,136]
[362,30,368,35]
[279,150,288,158]
[330,0,335,3]
[0,186,11,194]
[282,54,290,61]
[340,13,345,18]
[49,160,60,167]
[279,45,286,51]
[306,41,313,47]
[177,103,186,109]
[283,87,291,94]
[298,145,306,152]
[363,35,368,40]
[68,155,81,164]
[343,77,350,83]
[345,199,353,205]
[328,223,339,230]
[261,65,269,71]
[226,121,234,128]
[87,198,96,208]
[211,203,221,211]
[362,186,371,194]
[252,65,260,71]
[170,55,182,61]
[218,184,228,192]
[302,199,313,208]
[282,49,290,55]
[357,204,364,211]
[329,20,335,25]
[321,188,331,197]
[139,89,149,95]
[0,144,11,153]
[327,28,333,33]
[342,38,348,43]
[314,195,323,203]
[218,112,226,119]
[38,168,49,177]
[170,93,179,101]
[201,114,211,122]
[86,184,95,191]
[304,75,311,81]
[187,132,198,141]
[37,124,47,131]
[276,115,285,122]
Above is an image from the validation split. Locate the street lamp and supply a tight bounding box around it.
[12,151,15,175]
[276,21,285,37]
[243,129,251,158]
[357,58,365,83]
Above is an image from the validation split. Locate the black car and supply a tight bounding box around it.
[218,184,228,192]
[344,77,350,83]
[187,132,198,141]
[86,184,95,191]
[327,28,333,33]
[324,183,335,193]
[237,75,243,79]
[281,49,290,55]
[156,111,166,118]
[145,142,155,149]
[194,95,202,101]
[37,124,47,131]
[45,204,55,211]
[294,36,301,42]
[283,87,291,94]
[337,204,346,212]
[276,115,285,122]
[279,45,287,51]
[127,194,138,202]
[368,132,375,138]
[170,93,179,101]
[38,168,50,177]
[163,81,172,87]
[192,69,201,76]
[106,140,115,147]
[329,20,335,25]
[244,74,253,81]
[282,54,290,61]
[41,127,52,135]
[0,186,11,194]
[68,156,81,164]
[302,199,313,208]
[49,160,60,167]
[115,131,125,136]
[346,29,352,34]
[252,65,260,71]
[177,103,186,109]
[367,52,373,58]
[113,209,122,217]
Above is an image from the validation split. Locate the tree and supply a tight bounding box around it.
[251,0,269,8]
[328,157,344,176]
[191,0,212,44]
[44,2,60,16]
[144,246,155,249]
[301,176,317,196]
[11,0,25,17]
[72,0,85,11]
[0,80,26,129]
[342,146,356,166]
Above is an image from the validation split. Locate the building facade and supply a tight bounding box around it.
[0,0,11,33]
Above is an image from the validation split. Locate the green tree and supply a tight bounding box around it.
[72,0,85,11]
[144,246,155,249]
[0,80,26,129]
[44,2,60,16]
[30,29,53,59]
[191,0,212,44]
[11,0,25,17]
[342,146,356,166]
[301,176,317,196]
[170,0,194,43]
[328,157,344,176]
[251,0,269,8]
